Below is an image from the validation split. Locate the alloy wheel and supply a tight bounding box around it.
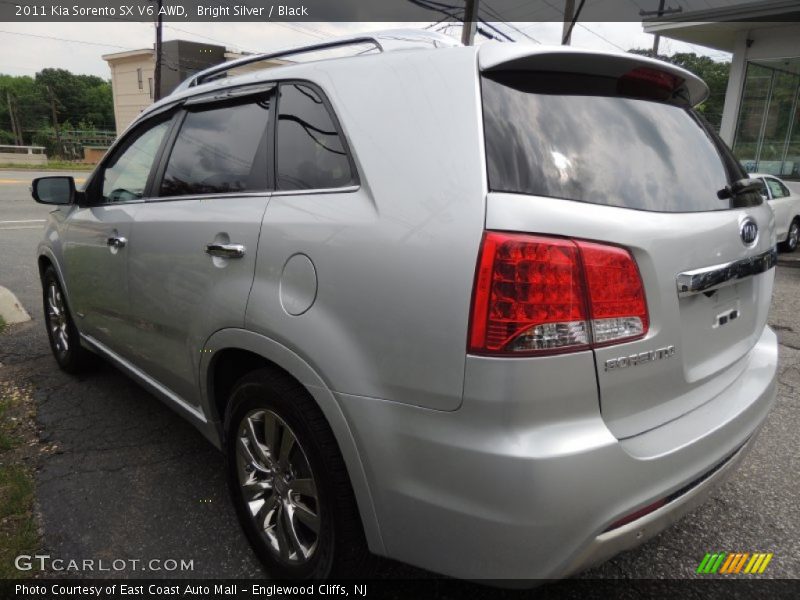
[46,282,69,355]
[789,222,799,251]
[235,409,320,565]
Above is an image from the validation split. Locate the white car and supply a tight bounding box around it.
[751,173,800,252]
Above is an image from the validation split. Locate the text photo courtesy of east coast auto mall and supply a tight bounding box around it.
[1,1,799,599]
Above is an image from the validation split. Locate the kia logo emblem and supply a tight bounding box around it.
[740,218,758,246]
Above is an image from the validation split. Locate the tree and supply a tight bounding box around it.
[628,49,731,132]
[0,69,114,150]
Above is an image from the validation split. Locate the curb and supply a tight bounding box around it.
[0,286,31,325]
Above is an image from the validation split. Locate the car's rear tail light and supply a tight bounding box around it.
[468,232,648,356]
[576,241,649,346]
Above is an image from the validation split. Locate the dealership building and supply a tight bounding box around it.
[644,0,800,189]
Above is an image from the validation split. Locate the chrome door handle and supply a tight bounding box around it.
[205,243,246,259]
[106,236,127,248]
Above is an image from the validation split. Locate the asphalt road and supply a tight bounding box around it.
[1,169,798,587]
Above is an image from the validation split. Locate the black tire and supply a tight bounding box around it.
[779,218,799,253]
[41,266,94,374]
[224,368,372,579]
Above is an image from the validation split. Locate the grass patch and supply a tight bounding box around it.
[0,467,37,579]
[0,161,94,171]
[0,382,39,578]
[0,315,5,334]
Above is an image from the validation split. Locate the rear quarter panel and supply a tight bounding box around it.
[244,48,487,411]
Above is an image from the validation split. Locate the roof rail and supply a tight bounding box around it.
[173,29,459,93]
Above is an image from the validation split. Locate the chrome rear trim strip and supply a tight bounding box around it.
[677,247,777,298]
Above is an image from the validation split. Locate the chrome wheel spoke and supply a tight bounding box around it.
[254,492,279,525]
[292,500,320,534]
[245,414,272,467]
[274,503,292,561]
[58,329,69,352]
[237,433,270,476]
[277,426,296,469]
[283,503,310,558]
[242,477,272,503]
[263,411,280,458]
[49,285,59,315]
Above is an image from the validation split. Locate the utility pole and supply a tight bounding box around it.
[562,0,575,45]
[7,92,22,146]
[639,1,683,55]
[652,0,665,54]
[153,0,163,101]
[461,0,479,46]
[562,0,587,46]
[47,85,62,157]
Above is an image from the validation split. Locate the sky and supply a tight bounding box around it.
[0,21,732,79]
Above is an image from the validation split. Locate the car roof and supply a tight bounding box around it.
[134,29,710,128]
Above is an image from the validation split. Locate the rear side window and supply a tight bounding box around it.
[276,83,354,191]
[482,72,754,212]
[160,97,270,197]
[766,178,790,198]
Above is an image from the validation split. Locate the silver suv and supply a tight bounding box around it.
[32,31,778,581]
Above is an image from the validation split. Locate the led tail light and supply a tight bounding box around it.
[617,67,685,101]
[468,232,648,356]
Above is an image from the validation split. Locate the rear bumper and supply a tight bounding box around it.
[558,438,752,579]
[337,327,777,581]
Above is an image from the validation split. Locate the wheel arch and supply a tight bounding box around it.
[37,247,69,296]
[200,328,385,555]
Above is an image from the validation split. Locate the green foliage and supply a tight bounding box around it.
[0,69,114,155]
[627,49,731,132]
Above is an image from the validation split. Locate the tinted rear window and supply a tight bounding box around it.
[276,83,355,191]
[160,97,270,197]
[482,72,752,212]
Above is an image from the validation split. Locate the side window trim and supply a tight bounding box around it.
[82,110,178,206]
[762,178,774,200]
[147,110,188,201]
[273,79,360,194]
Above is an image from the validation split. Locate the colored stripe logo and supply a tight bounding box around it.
[697,552,773,574]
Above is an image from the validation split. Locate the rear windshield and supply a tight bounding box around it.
[482,71,757,212]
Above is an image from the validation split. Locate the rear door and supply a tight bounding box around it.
[480,62,775,439]
[125,86,273,406]
[764,176,793,240]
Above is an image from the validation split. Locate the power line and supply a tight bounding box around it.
[576,23,627,51]
[480,1,542,43]
[0,29,136,50]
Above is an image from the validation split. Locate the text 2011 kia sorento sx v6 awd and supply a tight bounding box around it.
[32,31,777,581]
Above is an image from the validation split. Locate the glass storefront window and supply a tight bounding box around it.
[733,58,800,180]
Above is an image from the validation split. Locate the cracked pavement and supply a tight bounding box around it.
[0,172,798,583]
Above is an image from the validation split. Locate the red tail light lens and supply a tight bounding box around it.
[576,241,649,347]
[618,67,684,101]
[469,232,648,356]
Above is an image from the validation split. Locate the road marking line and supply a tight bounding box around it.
[0,177,85,184]
[0,219,46,224]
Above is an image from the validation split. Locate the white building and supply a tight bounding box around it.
[645,0,800,190]
[103,40,285,134]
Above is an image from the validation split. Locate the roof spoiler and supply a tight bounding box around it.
[478,43,709,106]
